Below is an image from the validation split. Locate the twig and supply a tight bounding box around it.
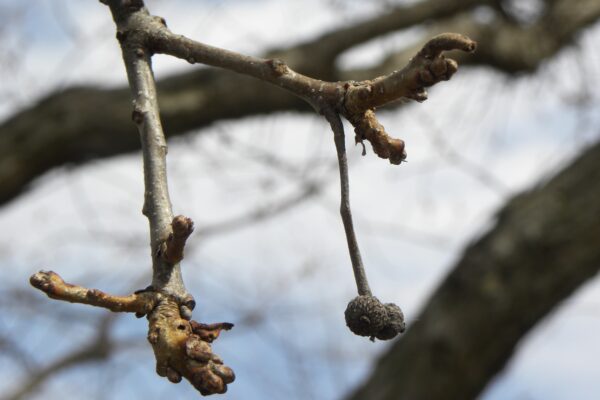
[144,15,475,163]
[162,215,194,264]
[109,1,234,394]
[323,109,405,341]
[30,271,157,313]
[29,1,236,395]
[323,109,371,297]
[30,0,476,391]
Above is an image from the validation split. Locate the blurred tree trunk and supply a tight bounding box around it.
[348,140,600,400]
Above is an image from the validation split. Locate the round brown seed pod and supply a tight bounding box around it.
[344,295,387,337]
[375,302,406,340]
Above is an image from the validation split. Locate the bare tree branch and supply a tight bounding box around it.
[285,0,482,64]
[5,315,117,400]
[30,271,157,313]
[149,19,475,115]
[144,13,475,167]
[29,1,236,395]
[348,0,600,79]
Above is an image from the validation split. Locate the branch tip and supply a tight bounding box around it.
[163,215,194,264]
[348,110,406,165]
[29,270,158,314]
[420,33,477,59]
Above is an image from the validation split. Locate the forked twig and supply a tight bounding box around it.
[30,0,475,394]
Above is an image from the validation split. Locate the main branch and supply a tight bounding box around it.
[30,0,235,395]
[114,6,186,300]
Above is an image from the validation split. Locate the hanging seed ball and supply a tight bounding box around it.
[375,303,406,341]
[344,295,387,338]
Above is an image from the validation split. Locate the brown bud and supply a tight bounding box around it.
[166,366,182,383]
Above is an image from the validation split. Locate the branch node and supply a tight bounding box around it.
[131,107,144,124]
[356,85,373,101]
[266,58,288,77]
[148,300,235,394]
[116,30,128,43]
[409,88,428,102]
[179,305,193,320]
[181,293,196,310]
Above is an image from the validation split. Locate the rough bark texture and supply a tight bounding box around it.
[1,0,599,206]
[348,140,600,400]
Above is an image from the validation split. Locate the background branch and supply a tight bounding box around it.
[27,1,235,396]
[1,0,598,206]
[5,315,118,400]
